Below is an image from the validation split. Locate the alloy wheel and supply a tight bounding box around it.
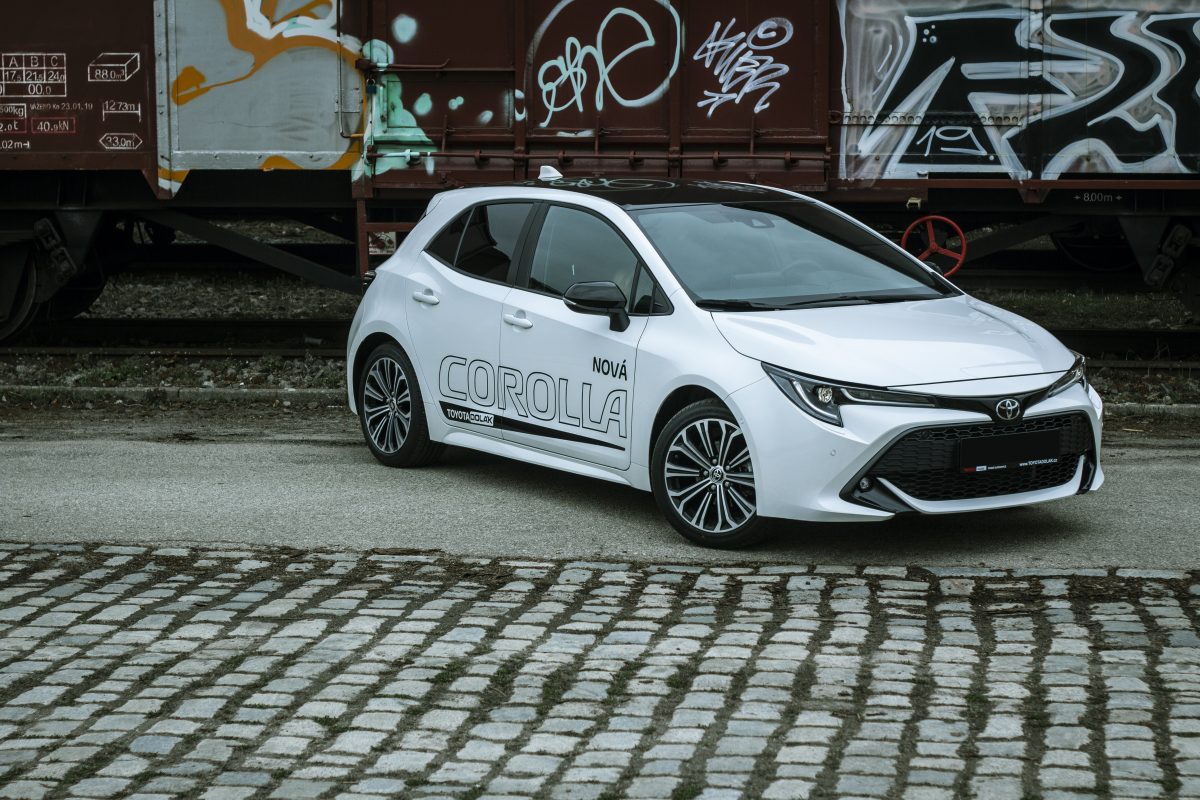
[363,357,412,454]
[664,418,756,534]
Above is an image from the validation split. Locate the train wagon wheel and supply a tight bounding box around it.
[1051,221,1136,272]
[40,271,108,321]
[0,243,39,343]
[901,215,968,278]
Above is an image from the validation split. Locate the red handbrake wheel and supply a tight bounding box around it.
[901,215,968,278]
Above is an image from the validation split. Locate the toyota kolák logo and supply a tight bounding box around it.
[995,397,1022,420]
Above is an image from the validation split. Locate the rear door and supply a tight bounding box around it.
[499,204,652,469]
[405,201,536,439]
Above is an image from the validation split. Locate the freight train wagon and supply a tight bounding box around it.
[2,0,1199,340]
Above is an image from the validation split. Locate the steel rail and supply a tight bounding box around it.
[8,320,1200,360]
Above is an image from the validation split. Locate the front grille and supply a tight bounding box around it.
[864,413,1093,502]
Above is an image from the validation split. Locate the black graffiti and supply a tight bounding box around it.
[870,14,1076,170]
[852,9,1200,178]
[1008,14,1168,173]
[1146,16,1200,173]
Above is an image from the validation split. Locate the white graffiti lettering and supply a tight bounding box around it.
[529,0,682,128]
[693,17,793,117]
[521,176,678,191]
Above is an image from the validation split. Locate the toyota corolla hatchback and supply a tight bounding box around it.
[346,175,1103,548]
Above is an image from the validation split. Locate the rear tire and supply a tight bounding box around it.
[357,342,443,468]
[651,399,772,549]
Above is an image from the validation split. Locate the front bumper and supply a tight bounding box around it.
[727,377,1104,523]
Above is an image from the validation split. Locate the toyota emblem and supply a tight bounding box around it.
[995,398,1022,420]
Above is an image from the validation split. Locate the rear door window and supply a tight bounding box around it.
[456,203,535,283]
[426,202,535,284]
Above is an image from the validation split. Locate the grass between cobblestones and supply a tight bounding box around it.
[0,543,1196,800]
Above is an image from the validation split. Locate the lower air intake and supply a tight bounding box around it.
[864,412,1093,502]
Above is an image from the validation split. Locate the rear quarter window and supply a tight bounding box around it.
[424,202,535,285]
[426,211,469,265]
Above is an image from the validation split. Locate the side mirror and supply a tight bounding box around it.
[924,260,945,275]
[563,281,630,332]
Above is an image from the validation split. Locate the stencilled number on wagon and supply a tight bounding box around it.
[0,53,68,98]
[98,132,142,151]
[915,126,988,159]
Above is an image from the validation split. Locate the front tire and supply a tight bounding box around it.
[651,400,771,548]
[357,342,443,468]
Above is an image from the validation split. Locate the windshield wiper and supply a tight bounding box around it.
[778,294,935,309]
[694,298,782,311]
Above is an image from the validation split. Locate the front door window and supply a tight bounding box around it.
[528,205,640,300]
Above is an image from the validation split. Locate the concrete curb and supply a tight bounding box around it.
[0,385,344,405]
[1105,402,1200,418]
[2,385,1200,418]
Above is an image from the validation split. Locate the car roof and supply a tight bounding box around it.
[455,178,799,209]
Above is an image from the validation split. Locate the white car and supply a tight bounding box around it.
[346,173,1103,548]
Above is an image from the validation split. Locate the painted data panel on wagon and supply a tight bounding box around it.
[0,3,154,169]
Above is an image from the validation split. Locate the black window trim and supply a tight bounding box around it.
[422,199,540,288]
[512,200,673,317]
[629,262,674,317]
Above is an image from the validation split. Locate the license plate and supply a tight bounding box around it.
[959,430,1060,474]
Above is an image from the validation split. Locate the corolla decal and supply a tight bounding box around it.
[439,356,628,448]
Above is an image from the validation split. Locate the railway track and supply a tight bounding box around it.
[8,318,1200,361]
[18,318,350,348]
[0,346,345,359]
[1,346,1194,376]
[123,244,1147,293]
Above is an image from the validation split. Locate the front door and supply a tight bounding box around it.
[499,204,649,469]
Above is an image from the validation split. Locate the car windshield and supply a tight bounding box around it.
[630,202,957,309]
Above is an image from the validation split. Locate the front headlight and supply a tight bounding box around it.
[1046,353,1087,398]
[763,364,936,427]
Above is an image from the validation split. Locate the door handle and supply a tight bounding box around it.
[412,289,440,306]
[503,312,534,330]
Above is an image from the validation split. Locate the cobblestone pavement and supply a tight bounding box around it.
[0,543,1197,800]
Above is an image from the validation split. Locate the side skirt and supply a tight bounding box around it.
[437,428,648,492]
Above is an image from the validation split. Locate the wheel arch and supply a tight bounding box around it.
[350,331,404,411]
[648,385,724,466]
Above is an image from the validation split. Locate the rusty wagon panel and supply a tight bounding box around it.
[358,0,832,192]
[0,2,156,180]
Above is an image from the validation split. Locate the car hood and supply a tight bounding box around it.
[712,296,1074,387]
